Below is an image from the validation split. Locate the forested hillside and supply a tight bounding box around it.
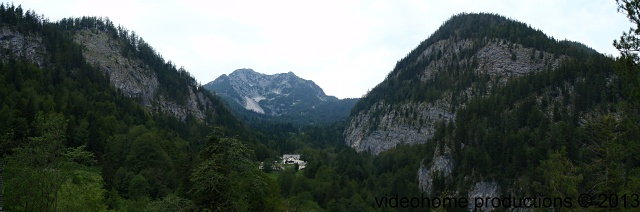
[345,13,605,155]
[343,10,640,211]
[2,1,640,211]
[0,4,278,211]
[211,10,640,211]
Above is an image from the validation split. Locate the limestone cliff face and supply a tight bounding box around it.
[345,13,612,202]
[345,100,453,154]
[418,152,454,195]
[73,30,214,121]
[1,25,217,122]
[74,31,159,106]
[345,37,563,155]
[0,27,46,67]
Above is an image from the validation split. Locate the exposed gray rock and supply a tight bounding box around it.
[205,69,331,116]
[205,68,358,125]
[73,30,213,121]
[345,100,454,155]
[0,27,46,67]
[0,26,219,122]
[344,38,564,155]
[417,155,454,195]
[74,30,159,106]
[467,182,500,211]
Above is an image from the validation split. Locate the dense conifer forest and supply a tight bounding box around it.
[1,1,640,211]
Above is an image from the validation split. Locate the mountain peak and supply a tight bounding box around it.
[229,68,260,77]
[232,68,257,74]
[204,69,357,125]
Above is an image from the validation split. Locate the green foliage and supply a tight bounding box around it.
[2,3,638,211]
[579,115,627,197]
[3,112,107,211]
[278,168,297,197]
[189,133,279,211]
[532,148,582,199]
[0,4,256,211]
[57,168,108,212]
[261,129,431,211]
[286,192,323,212]
[143,194,196,212]
[352,13,599,116]
[329,8,639,211]
[58,16,197,105]
[614,0,640,64]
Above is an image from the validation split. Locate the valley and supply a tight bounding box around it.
[1,2,639,211]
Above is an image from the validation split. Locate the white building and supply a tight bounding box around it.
[282,154,306,170]
[283,154,301,164]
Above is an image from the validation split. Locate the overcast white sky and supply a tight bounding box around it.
[17,0,634,98]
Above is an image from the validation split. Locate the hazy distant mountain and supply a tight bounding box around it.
[205,69,358,125]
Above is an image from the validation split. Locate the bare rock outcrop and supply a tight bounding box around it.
[344,38,564,155]
[74,30,212,121]
[74,31,159,106]
[417,155,454,195]
[0,27,46,67]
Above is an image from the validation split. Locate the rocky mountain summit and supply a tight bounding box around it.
[205,69,357,125]
[206,69,328,115]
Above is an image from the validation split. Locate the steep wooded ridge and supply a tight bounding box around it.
[347,12,637,206]
[0,5,277,211]
[71,21,221,122]
[205,68,358,125]
[346,13,592,155]
[2,14,225,123]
